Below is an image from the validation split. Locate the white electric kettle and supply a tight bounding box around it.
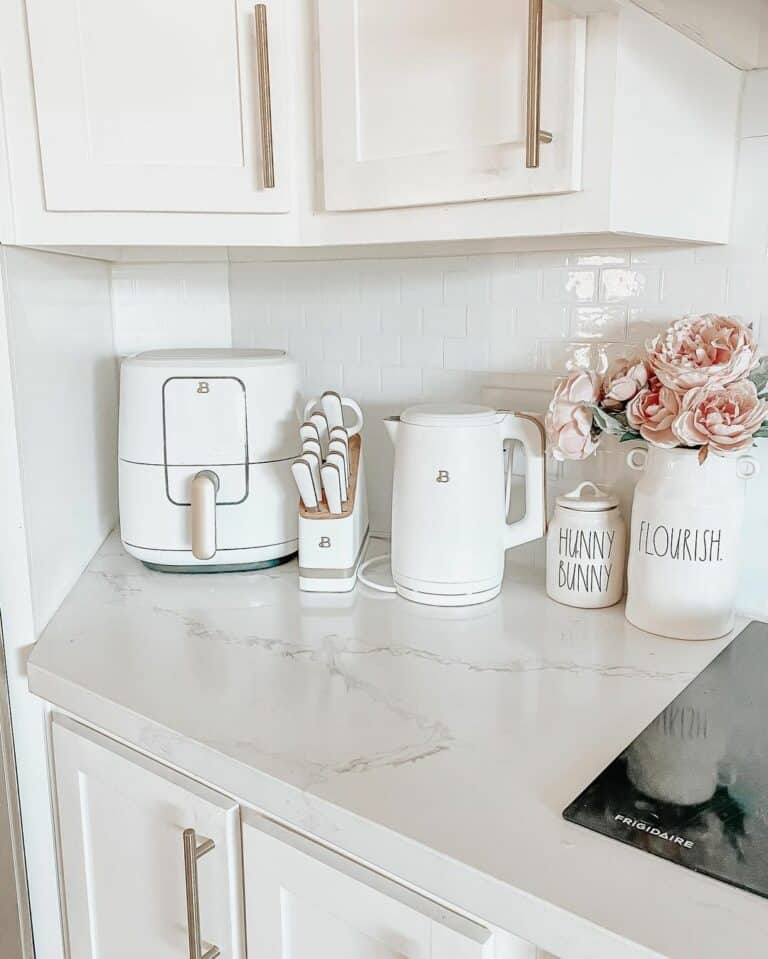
[384,404,546,606]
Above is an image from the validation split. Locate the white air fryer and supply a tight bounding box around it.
[119,349,300,571]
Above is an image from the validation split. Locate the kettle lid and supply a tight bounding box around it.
[400,403,498,428]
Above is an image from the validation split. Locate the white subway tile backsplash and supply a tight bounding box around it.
[342,364,382,400]
[305,304,343,333]
[627,307,676,344]
[400,334,444,369]
[361,333,400,365]
[443,264,490,305]
[323,332,360,363]
[600,267,661,303]
[340,303,381,335]
[422,305,467,337]
[422,368,468,400]
[570,305,627,341]
[542,268,597,303]
[487,338,539,372]
[467,304,515,338]
[400,264,443,305]
[444,337,489,371]
[568,249,629,267]
[381,366,422,400]
[381,304,421,333]
[490,267,541,305]
[661,265,727,309]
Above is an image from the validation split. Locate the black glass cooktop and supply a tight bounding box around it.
[564,621,768,898]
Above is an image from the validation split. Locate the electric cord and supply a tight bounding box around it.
[357,534,396,593]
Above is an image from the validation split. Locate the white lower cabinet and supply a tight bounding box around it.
[51,716,537,959]
[51,715,246,959]
[243,812,496,958]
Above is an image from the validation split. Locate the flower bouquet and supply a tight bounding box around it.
[545,315,768,464]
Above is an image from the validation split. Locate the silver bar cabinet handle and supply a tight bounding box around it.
[183,829,220,959]
[254,3,276,189]
[525,0,553,169]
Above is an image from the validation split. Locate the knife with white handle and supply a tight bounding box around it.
[321,391,345,432]
[325,451,348,502]
[299,421,320,445]
[291,458,319,511]
[301,450,322,500]
[302,438,322,462]
[321,462,344,515]
[304,395,364,437]
[328,438,349,483]
[309,411,329,455]
[329,425,348,444]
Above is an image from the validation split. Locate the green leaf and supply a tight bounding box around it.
[619,431,642,443]
[749,356,768,396]
[753,424,768,438]
[590,404,630,437]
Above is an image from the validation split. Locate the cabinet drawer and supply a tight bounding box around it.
[243,812,534,959]
[51,715,245,959]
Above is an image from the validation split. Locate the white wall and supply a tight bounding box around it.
[0,246,117,959]
[4,248,118,632]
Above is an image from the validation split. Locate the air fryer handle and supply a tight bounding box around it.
[499,413,547,551]
[191,471,220,560]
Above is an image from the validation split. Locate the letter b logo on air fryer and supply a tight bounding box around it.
[196,381,210,394]
[436,469,450,483]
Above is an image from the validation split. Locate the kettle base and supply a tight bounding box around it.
[395,582,502,607]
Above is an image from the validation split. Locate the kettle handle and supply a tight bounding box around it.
[500,412,547,551]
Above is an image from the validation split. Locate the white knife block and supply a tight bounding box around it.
[298,434,369,592]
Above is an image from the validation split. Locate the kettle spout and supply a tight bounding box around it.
[383,416,400,444]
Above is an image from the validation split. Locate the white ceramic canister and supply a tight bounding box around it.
[625,446,760,640]
[546,481,626,609]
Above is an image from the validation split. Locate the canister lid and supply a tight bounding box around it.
[556,481,619,512]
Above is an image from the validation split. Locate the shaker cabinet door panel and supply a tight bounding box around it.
[317,0,585,211]
[243,812,495,959]
[51,715,245,959]
[24,0,291,212]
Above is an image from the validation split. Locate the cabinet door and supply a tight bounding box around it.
[24,0,291,212]
[243,812,498,959]
[317,0,585,211]
[51,715,245,959]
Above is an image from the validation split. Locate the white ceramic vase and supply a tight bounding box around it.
[625,446,759,640]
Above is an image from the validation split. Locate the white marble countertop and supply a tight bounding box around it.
[28,533,765,959]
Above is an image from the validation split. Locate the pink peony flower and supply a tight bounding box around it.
[545,370,601,461]
[672,379,768,454]
[626,378,681,448]
[646,314,759,392]
[602,356,651,411]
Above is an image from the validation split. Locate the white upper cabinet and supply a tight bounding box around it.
[24,0,292,212]
[0,0,744,244]
[316,0,586,211]
[51,716,246,959]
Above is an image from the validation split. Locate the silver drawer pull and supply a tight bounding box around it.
[182,829,220,959]
[254,3,276,189]
[525,0,553,168]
